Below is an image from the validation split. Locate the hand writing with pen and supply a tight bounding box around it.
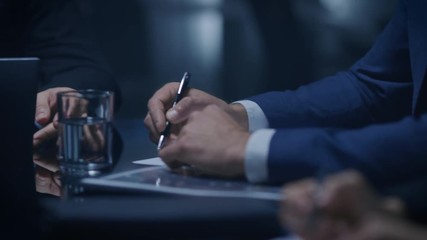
[144,74,250,177]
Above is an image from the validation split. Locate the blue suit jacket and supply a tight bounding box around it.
[247,0,427,188]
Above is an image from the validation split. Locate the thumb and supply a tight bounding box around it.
[35,91,52,126]
[166,97,194,124]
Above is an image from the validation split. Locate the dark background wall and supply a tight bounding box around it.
[85,0,397,119]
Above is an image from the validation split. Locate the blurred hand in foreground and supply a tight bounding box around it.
[280,170,427,240]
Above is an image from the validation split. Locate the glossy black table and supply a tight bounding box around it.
[36,118,283,239]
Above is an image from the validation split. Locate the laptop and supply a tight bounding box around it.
[0,58,41,236]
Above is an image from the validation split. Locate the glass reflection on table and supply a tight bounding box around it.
[33,124,123,199]
[33,147,61,197]
[33,145,86,199]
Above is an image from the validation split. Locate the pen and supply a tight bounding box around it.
[157,72,191,150]
[34,121,42,134]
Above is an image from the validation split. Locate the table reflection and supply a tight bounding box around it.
[33,126,123,198]
[33,147,61,197]
[33,149,96,199]
[33,146,88,199]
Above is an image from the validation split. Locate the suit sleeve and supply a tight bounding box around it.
[247,0,412,129]
[245,0,427,187]
[266,114,427,187]
[23,0,121,105]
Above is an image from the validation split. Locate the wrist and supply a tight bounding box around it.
[227,103,249,131]
[226,131,250,177]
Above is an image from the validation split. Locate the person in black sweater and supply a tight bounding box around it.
[0,0,120,238]
[0,0,120,147]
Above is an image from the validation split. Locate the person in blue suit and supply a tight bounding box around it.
[145,0,426,190]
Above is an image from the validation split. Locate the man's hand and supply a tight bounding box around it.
[33,87,74,147]
[144,82,248,144]
[158,105,249,178]
[280,170,410,240]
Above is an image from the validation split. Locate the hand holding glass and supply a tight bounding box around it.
[57,90,114,176]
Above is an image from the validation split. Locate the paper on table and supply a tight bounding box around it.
[132,157,166,167]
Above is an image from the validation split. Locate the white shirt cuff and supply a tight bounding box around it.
[233,100,269,132]
[244,129,276,183]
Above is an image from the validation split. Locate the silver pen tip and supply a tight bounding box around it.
[157,135,165,150]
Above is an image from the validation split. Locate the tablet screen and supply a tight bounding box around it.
[82,166,282,201]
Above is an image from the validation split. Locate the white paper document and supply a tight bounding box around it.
[133,157,166,167]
